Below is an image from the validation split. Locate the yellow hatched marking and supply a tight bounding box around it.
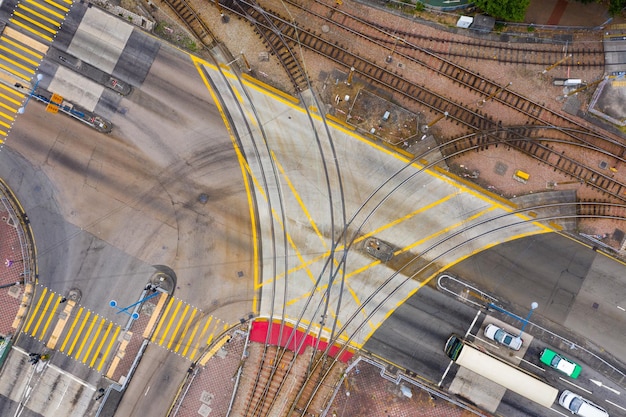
[17,4,61,26]
[60,307,83,352]
[10,19,54,42]
[189,316,213,361]
[2,36,44,59]
[31,292,54,338]
[0,60,32,80]
[142,292,168,338]
[25,0,65,19]
[151,297,174,343]
[160,300,182,346]
[0,119,11,129]
[181,319,200,358]
[67,310,90,356]
[0,83,25,99]
[174,308,197,353]
[47,300,75,349]
[0,44,40,67]
[82,318,105,363]
[98,326,120,372]
[0,54,37,74]
[3,27,48,55]
[167,304,189,350]
[0,90,25,105]
[23,287,47,333]
[39,295,61,339]
[199,336,230,366]
[13,11,58,34]
[0,131,6,138]
[90,321,113,368]
[0,101,18,113]
[75,314,98,360]
[58,0,73,5]
[41,0,69,12]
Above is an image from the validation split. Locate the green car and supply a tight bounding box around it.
[540,348,582,378]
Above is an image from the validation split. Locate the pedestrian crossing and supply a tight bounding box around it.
[23,286,122,372]
[149,297,229,361]
[0,0,72,138]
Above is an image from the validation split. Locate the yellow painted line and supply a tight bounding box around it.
[181,319,200,358]
[17,4,61,26]
[142,292,168,338]
[174,308,197,353]
[98,326,120,372]
[0,57,35,79]
[41,0,69,13]
[0,44,41,67]
[60,307,83,352]
[0,131,6,137]
[23,287,47,333]
[0,90,24,106]
[47,300,75,349]
[3,27,48,55]
[272,151,327,248]
[151,297,174,343]
[167,303,189,350]
[30,291,54,337]
[90,321,113,368]
[39,295,61,339]
[13,11,58,34]
[0,112,13,123]
[75,313,98,360]
[67,310,90,356]
[198,335,229,366]
[82,318,105,363]
[0,82,25,99]
[189,316,213,361]
[0,119,11,129]
[58,0,73,5]
[160,300,182,346]
[25,0,65,19]
[0,100,19,113]
[9,19,54,42]
[193,56,260,314]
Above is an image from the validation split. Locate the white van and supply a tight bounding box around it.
[559,390,609,417]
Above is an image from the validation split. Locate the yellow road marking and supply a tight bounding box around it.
[151,297,174,343]
[75,314,98,360]
[90,321,113,368]
[60,307,83,352]
[198,335,229,366]
[160,300,182,346]
[0,119,11,129]
[0,61,30,80]
[142,292,168,338]
[167,303,189,350]
[25,0,65,19]
[23,287,47,333]
[47,300,75,349]
[189,316,213,360]
[9,19,54,42]
[0,44,41,67]
[31,291,54,337]
[0,90,24,106]
[58,0,73,5]
[67,310,90,356]
[17,4,61,26]
[0,82,25,98]
[181,320,200,358]
[174,308,197,353]
[98,325,120,372]
[39,295,61,339]
[3,27,48,54]
[83,318,105,363]
[13,11,58,34]
[41,0,69,12]
[0,100,19,113]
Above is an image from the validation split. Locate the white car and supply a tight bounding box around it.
[484,323,523,351]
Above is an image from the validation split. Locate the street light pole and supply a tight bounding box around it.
[519,301,538,336]
[18,74,43,114]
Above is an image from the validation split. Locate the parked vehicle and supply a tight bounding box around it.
[483,323,523,351]
[540,348,582,378]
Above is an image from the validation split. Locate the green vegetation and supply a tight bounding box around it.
[472,0,530,22]
[154,21,199,52]
[573,0,625,16]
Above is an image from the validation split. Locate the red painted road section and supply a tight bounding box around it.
[249,319,354,362]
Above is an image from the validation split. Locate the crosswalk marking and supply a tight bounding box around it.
[23,287,47,333]
[91,322,113,368]
[98,326,120,372]
[60,307,83,352]
[3,27,48,55]
[82,318,104,364]
[41,0,69,13]
[67,310,90,356]
[175,309,196,353]
[17,4,61,26]
[152,297,174,344]
[25,0,65,19]
[168,304,189,350]
[30,290,54,337]
[74,312,96,360]
[39,295,60,339]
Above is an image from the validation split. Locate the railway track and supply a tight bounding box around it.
[161,0,217,47]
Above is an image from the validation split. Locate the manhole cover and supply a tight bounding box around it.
[494,161,508,176]
[321,24,329,33]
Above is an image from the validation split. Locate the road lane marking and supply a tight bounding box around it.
[82,317,105,363]
[606,399,626,411]
[23,287,47,333]
[31,291,54,338]
[151,297,174,344]
[67,310,90,356]
[90,321,113,368]
[60,307,83,352]
[167,303,189,350]
[98,326,120,372]
[160,299,182,346]
[559,376,592,394]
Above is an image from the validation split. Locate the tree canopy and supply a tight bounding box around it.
[472,0,531,22]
